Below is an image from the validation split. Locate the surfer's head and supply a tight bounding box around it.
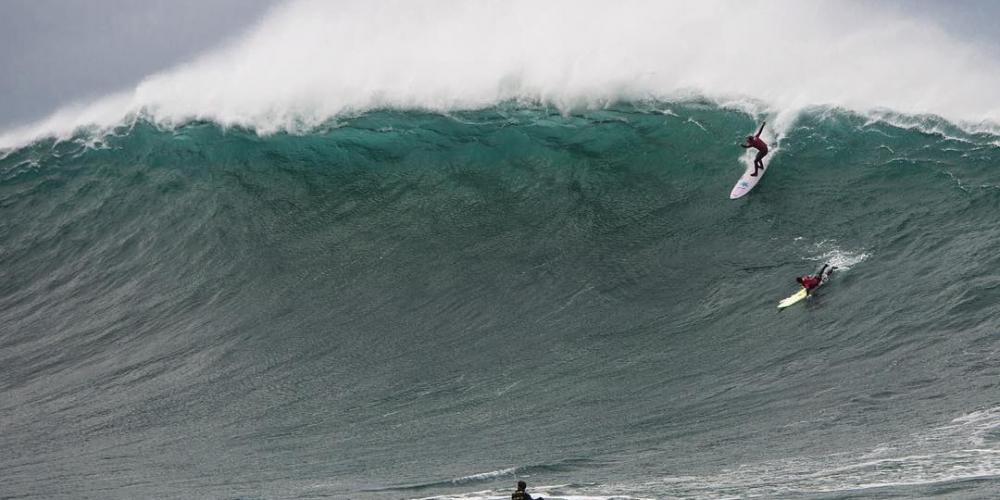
[517,481,527,491]
[746,135,754,142]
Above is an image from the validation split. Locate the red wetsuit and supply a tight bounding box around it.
[747,136,768,153]
[798,275,821,290]
[742,122,769,176]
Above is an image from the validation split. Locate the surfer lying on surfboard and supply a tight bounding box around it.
[741,121,768,177]
[778,264,838,309]
[796,264,836,294]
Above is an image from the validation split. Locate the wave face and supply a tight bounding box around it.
[4,0,1000,149]
[1,102,999,499]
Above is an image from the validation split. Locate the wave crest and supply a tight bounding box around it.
[3,0,1000,150]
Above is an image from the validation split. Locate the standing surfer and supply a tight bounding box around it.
[741,121,768,176]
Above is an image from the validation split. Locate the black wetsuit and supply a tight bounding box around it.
[512,490,534,500]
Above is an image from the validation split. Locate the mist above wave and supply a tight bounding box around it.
[3,0,1000,149]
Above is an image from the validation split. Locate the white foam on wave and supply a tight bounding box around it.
[402,407,998,499]
[415,487,652,500]
[622,406,1000,498]
[3,0,1000,150]
[813,249,869,272]
[449,467,518,484]
[797,240,869,271]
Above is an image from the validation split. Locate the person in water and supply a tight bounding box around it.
[741,121,768,177]
[796,264,835,294]
[512,480,543,500]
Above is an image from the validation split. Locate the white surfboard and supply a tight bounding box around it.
[777,287,808,309]
[729,159,769,199]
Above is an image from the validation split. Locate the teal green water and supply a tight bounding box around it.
[1,102,998,499]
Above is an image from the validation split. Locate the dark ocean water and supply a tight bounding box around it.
[0,102,998,499]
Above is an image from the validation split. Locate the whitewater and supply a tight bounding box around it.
[1,1,999,499]
[3,0,1000,149]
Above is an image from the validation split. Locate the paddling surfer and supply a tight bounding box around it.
[796,264,835,294]
[741,121,768,176]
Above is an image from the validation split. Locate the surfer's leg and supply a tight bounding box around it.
[750,150,766,176]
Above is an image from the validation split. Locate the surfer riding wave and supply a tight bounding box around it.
[741,121,768,177]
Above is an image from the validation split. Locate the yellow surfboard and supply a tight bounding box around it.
[777,287,808,309]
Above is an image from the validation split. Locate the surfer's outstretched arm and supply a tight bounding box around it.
[756,121,766,138]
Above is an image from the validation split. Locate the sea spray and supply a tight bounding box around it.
[3,0,1000,149]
